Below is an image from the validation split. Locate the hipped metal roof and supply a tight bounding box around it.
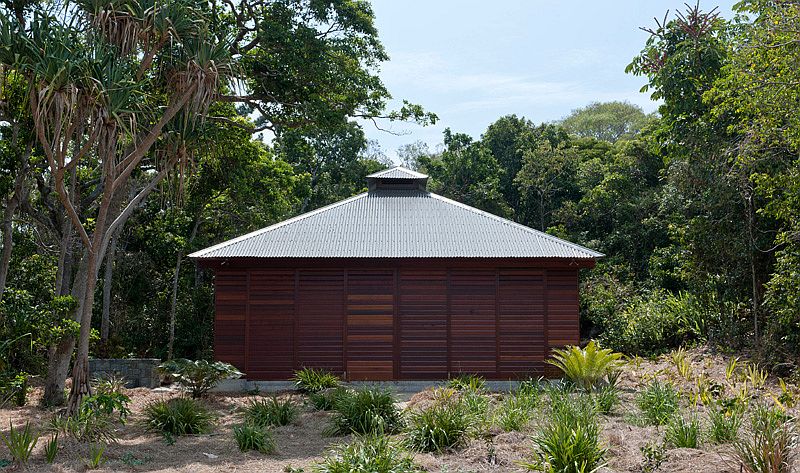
[189,166,603,260]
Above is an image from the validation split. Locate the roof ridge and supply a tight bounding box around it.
[188,192,369,258]
[428,193,604,258]
[366,166,428,179]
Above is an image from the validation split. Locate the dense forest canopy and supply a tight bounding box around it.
[1,0,799,409]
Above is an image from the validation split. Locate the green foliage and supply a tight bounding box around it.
[80,392,131,424]
[446,373,486,393]
[143,398,214,435]
[44,433,58,463]
[707,401,743,444]
[496,390,539,432]
[1,421,38,466]
[48,390,129,443]
[546,341,623,391]
[244,397,298,427]
[405,395,474,452]
[664,415,701,449]
[591,385,620,415]
[0,372,27,407]
[328,388,403,436]
[159,359,243,398]
[636,380,680,426]
[561,101,651,143]
[522,392,606,472]
[314,435,422,473]
[309,387,347,411]
[733,404,798,473]
[292,368,340,394]
[233,423,276,454]
[640,442,666,473]
[84,443,106,469]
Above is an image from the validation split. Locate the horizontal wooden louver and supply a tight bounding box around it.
[498,270,546,376]
[296,270,345,374]
[214,271,247,370]
[398,270,448,379]
[247,270,294,379]
[346,270,394,380]
[449,270,497,376]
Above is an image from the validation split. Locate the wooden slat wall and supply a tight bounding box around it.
[213,265,581,380]
[449,270,497,376]
[498,270,546,376]
[214,271,247,369]
[295,270,345,374]
[247,270,294,379]
[398,270,448,379]
[346,270,395,380]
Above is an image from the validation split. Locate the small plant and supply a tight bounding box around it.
[640,441,666,473]
[49,412,117,443]
[233,423,276,454]
[293,368,340,394]
[81,391,131,423]
[92,373,128,395]
[1,421,38,466]
[707,401,743,444]
[546,341,623,391]
[744,363,768,390]
[637,380,680,426]
[121,451,150,466]
[158,359,243,398]
[670,347,693,380]
[592,384,620,415]
[446,374,486,392]
[777,378,796,408]
[328,387,403,435]
[521,393,606,472]
[84,443,106,469]
[244,397,298,427]
[315,434,422,473]
[406,396,473,452]
[496,391,538,431]
[725,356,740,381]
[309,387,347,411]
[143,397,214,435]
[664,415,701,448]
[733,404,798,473]
[461,389,490,419]
[44,433,59,463]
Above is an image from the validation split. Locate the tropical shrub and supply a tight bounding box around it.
[446,374,486,392]
[233,423,276,454]
[309,387,347,411]
[48,390,128,444]
[143,398,214,435]
[592,385,620,415]
[1,421,38,466]
[522,392,606,472]
[406,396,473,452]
[244,397,298,427]
[314,435,422,473]
[0,372,28,407]
[293,368,340,394]
[496,390,539,431]
[158,359,243,398]
[328,387,403,435]
[733,404,798,473]
[664,415,701,448]
[637,380,680,425]
[707,401,744,444]
[546,341,623,391]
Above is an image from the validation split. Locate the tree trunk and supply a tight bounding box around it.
[167,217,201,360]
[66,249,100,414]
[746,191,761,351]
[0,152,29,301]
[100,232,118,347]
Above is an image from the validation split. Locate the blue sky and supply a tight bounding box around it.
[364,0,737,160]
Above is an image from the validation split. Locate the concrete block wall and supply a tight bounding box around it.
[88,358,161,388]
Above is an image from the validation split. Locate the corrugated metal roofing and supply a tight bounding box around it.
[190,166,603,259]
[366,166,428,179]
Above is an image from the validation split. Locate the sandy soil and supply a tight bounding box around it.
[1,347,797,472]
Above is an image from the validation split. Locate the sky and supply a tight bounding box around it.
[364,0,738,161]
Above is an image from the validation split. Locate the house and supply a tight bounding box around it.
[189,166,602,381]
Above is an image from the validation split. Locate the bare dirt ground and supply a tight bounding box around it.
[1,347,797,472]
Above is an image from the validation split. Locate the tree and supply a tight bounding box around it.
[396,141,432,171]
[560,101,651,142]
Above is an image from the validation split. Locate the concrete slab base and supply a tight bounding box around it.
[212,379,530,393]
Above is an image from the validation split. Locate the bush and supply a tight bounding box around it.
[546,341,623,391]
[707,401,744,444]
[244,397,298,427]
[496,391,539,432]
[637,380,680,425]
[522,393,606,472]
[592,385,620,415]
[733,404,798,473]
[314,435,422,473]
[233,423,276,454]
[406,396,473,452]
[328,388,403,435]
[80,392,131,424]
[446,374,486,392]
[0,372,28,408]
[159,359,242,398]
[143,398,214,435]
[309,387,347,411]
[293,368,340,394]
[1,421,38,466]
[48,391,129,443]
[665,415,701,448]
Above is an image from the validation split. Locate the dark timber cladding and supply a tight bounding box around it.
[192,166,602,381]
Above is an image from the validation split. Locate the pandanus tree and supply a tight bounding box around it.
[0,0,432,409]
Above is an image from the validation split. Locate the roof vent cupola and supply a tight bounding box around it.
[366,166,429,192]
